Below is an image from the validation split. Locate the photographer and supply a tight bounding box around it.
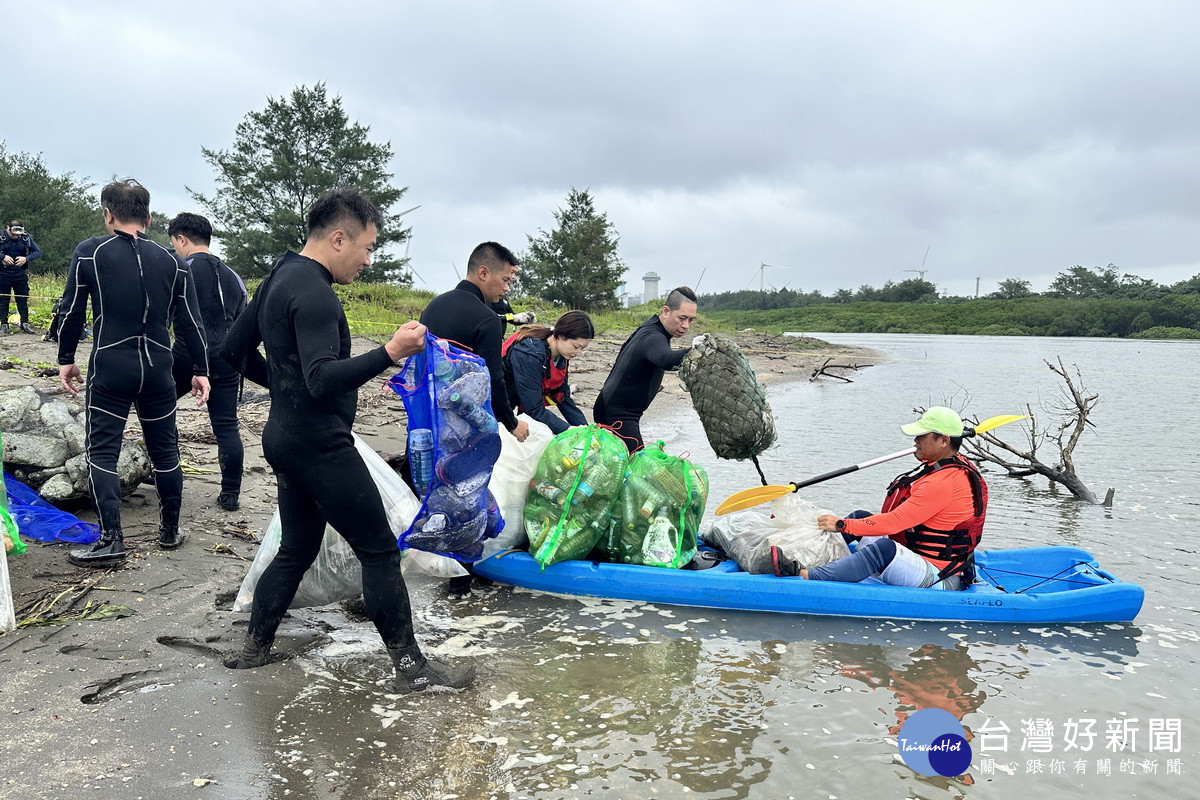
[0,220,42,334]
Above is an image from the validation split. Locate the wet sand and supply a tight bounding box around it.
[0,325,872,798]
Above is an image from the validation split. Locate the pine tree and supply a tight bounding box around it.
[520,188,625,310]
[190,83,411,282]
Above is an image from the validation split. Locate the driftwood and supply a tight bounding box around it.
[810,358,868,383]
[963,357,1114,506]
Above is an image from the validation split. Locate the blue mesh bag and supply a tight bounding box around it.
[387,333,504,561]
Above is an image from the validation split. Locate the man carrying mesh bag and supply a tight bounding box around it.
[525,425,627,568]
[597,440,708,569]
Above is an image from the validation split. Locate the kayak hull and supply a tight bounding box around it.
[472,545,1143,624]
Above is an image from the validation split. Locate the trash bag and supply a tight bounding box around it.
[2,472,96,546]
[233,434,423,612]
[524,425,628,568]
[483,414,555,559]
[598,440,707,569]
[388,334,504,561]
[0,542,14,631]
[701,493,849,574]
[677,333,776,460]
[2,427,25,555]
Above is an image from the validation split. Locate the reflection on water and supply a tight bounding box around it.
[240,334,1191,798]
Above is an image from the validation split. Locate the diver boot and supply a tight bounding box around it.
[389,645,476,694]
[19,322,34,334]
[234,635,273,669]
[69,531,127,567]
[217,492,240,512]
[157,524,187,550]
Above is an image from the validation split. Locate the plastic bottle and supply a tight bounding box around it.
[569,481,596,505]
[641,506,679,566]
[592,458,624,496]
[530,480,566,505]
[643,459,689,504]
[437,432,501,495]
[408,428,434,498]
[448,392,498,434]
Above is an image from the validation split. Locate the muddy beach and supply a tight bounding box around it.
[0,325,871,799]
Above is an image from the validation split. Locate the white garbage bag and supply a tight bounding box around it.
[701,492,849,574]
[234,433,449,612]
[482,414,555,558]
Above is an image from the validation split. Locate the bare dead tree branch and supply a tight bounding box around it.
[962,360,1113,505]
[810,358,868,383]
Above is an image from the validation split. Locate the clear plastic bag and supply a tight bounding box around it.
[0,536,15,631]
[701,493,849,574]
[482,414,555,559]
[233,434,426,612]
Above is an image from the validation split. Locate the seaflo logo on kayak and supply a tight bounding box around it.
[897,708,972,777]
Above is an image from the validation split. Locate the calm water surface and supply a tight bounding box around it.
[260,334,1199,799]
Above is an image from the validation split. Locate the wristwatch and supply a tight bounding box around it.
[835,519,846,532]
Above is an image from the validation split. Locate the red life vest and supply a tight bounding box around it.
[881,455,987,581]
[501,331,569,408]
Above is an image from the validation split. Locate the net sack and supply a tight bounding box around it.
[389,334,504,561]
[524,425,628,568]
[599,440,707,569]
[677,333,775,460]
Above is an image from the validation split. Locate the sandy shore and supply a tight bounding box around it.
[0,322,872,797]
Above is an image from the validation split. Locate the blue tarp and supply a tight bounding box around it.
[2,472,100,544]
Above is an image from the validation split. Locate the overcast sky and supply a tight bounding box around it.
[8,1,1198,298]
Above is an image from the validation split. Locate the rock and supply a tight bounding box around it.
[3,431,70,468]
[1,386,151,501]
[39,474,76,503]
[39,400,77,432]
[0,385,41,432]
[66,453,88,483]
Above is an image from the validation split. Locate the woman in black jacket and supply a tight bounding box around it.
[502,310,594,435]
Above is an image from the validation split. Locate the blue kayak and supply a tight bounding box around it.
[472,545,1144,624]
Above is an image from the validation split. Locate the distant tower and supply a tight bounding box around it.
[643,271,661,303]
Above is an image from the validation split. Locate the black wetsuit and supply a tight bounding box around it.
[421,280,519,433]
[0,230,41,326]
[593,315,689,451]
[57,231,209,537]
[171,252,247,498]
[219,251,417,651]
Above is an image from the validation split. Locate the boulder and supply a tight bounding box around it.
[1,386,150,501]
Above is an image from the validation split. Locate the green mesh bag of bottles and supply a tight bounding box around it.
[524,425,629,569]
[598,440,708,569]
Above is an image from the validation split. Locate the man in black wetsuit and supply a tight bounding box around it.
[168,213,248,512]
[1,220,42,335]
[594,286,699,451]
[58,179,211,566]
[421,242,530,444]
[222,188,473,693]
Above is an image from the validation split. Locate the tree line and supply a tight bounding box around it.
[700,264,1200,313]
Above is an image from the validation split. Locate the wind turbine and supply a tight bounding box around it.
[748,261,789,292]
[905,245,931,281]
[749,241,790,292]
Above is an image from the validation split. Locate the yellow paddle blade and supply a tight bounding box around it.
[715,483,796,516]
[973,414,1029,434]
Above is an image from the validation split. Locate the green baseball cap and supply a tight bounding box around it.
[900,406,965,437]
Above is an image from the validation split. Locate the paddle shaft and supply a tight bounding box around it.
[791,447,916,491]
